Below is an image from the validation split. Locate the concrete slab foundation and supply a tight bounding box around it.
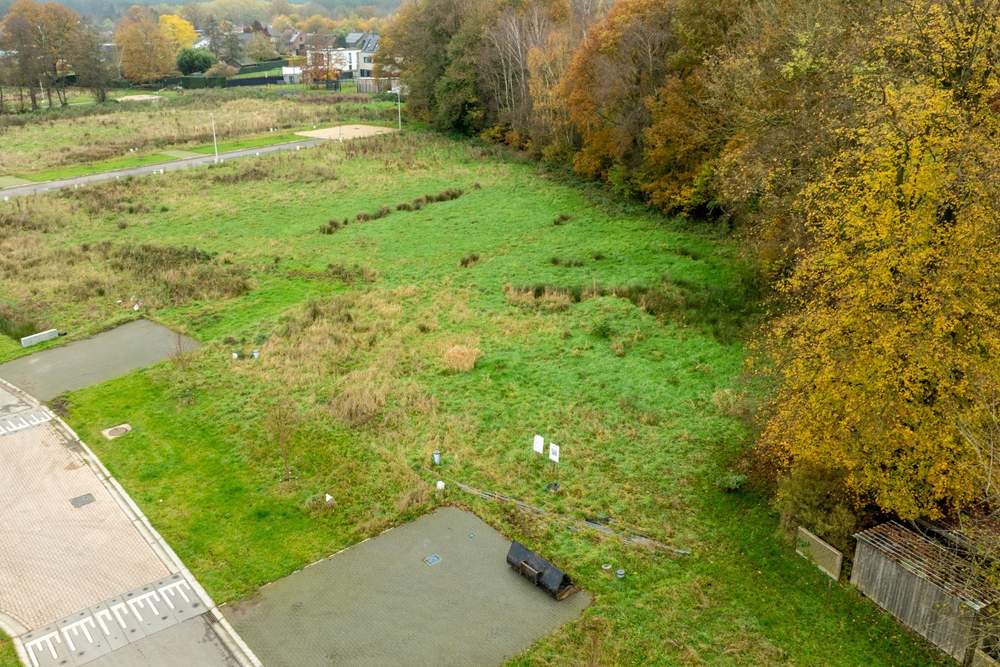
[224,507,590,667]
[0,320,198,400]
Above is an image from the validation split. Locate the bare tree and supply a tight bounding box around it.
[266,400,299,482]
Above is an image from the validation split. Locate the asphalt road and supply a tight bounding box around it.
[0,139,325,199]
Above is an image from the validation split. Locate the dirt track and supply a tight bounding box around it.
[296,124,397,140]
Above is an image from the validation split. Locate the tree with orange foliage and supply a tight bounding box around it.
[116,6,177,83]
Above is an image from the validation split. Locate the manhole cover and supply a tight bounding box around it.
[423,554,441,566]
[70,493,95,508]
[101,423,132,440]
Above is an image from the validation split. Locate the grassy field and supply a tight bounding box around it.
[17,131,311,182]
[0,130,946,665]
[0,86,395,178]
[0,632,16,667]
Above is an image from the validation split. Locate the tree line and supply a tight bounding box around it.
[0,0,390,108]
[380,0,1000,549]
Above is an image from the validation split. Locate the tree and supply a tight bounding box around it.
[116,8,177,83]
[202,14,223,57]
[245,32,277,62]
[760,79,1000,520]
[0,0,83,109]
[265,400,298,482]
[176,47,215,74]
[70,20,116,103]
[159,14,197,51]
[219,24,244,63]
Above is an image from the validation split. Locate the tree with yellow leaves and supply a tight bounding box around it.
[159,14,197,51]
[761,76,1000,520]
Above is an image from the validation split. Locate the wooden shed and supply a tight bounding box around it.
[852,522,999,664]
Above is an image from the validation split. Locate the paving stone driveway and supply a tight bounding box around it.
[0,381,255,667]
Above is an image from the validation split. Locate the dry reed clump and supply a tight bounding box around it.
[0,303,45,341]
[356,206,391,223]
[0,198,70,237]
[66,178,155,216]
[331,366,390,426]
[325,263,378,283]
[503,284,573,311]
[319,184,471,235]
[442,344,481,373]
[209,163,270,184]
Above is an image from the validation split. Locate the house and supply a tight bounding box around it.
[304,33,380,79]
[358,33,379,77]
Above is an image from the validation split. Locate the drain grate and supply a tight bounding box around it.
[70,493,95,508]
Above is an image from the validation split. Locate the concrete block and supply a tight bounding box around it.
[796,526,843,580]
[20,329,59,348]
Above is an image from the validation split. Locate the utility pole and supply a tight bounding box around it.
[211,113,219,163]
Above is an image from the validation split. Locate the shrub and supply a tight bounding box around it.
[205,63,238,78]
[503,284,573,311]
[0,304,43,341]
[591,318,614,339]
[459,253,479,267]
[715,471,748,493]
[177,48,216,75]
[553,214,572,225]
[326,263,377,283]
[775,465,858,553]
[443,345,480,372]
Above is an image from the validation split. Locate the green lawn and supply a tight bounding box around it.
[0,132,945,665]
[231,67,284,79]
[0,632,17,667]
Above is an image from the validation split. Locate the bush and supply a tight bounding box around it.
[591,318,614,339]
[177,48,216,75]
[715,471,747,493]
[205,63,238,78]
[775,465,858,553]
[0,304,43,341]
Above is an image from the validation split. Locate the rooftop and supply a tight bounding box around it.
[855,521,999,611]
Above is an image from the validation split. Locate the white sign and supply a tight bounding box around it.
[533,434,544,454]
[548,443,560,463]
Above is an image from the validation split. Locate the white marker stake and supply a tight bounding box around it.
[548,443,560,463]
[533,434,544,455]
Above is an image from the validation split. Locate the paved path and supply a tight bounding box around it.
[0,320,198,402]
[0,140,324,199]
[0,380,260,667]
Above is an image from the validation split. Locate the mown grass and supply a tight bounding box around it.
[0,132,947,665]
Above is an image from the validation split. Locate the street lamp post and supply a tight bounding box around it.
[211,113,219,163]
